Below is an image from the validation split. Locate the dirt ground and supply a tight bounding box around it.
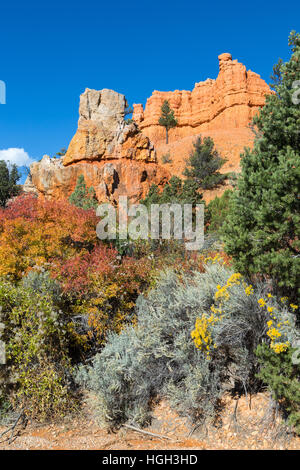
[0,392,299,450]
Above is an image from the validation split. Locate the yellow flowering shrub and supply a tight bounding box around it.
[191,260,298,362]
[204,253,226,265]
[191,310,223,359]
[245,284,254,296]
[214,273,242,302]
[191,267,255,359]
[257,295,297,355]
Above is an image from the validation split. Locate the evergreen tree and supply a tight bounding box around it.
[270,58,283,90]
[206,189,233,233]
[142,176,203,207]
[124,105,133,118]
[222,31,300,298]
[183,136,227,189]
[55,148,67,157]
[69,174,98,210]
[140,183,160,206]
[0,160,21,207]
[141,176,203,242]
[159,176,184,204]
[158,100,177,144]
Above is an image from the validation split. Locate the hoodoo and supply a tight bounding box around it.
[24,88,169,204]
[24,54,271,203]
[133,53,271,142]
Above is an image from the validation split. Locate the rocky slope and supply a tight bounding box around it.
[24,89,169,204]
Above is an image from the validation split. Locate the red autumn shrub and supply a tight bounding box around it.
[0,193,38,222]
[0,194,99,279]
[51,244,118,296]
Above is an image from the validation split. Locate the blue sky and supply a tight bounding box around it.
[0,0,299,181]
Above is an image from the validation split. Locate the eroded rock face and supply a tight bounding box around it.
[24,89,169,204]
[63,88,156,165]
[132,53,272,143]
[24,56,272,206]
[25,155,167,204]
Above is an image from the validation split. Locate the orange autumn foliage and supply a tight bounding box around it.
[0,194,99,279]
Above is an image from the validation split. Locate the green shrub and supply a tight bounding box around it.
[76,261,272,430]
[0,278,77,421]
[161,152,172,164]
[256,343,300,434]
[141,176,203,206]
[21,270,62,306]
[69,174,98,210]
[0,394,11,424]
[205,189,232,233]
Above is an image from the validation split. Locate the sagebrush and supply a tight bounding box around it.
[76,260,277,430]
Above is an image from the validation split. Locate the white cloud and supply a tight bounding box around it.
[0,148,34,167]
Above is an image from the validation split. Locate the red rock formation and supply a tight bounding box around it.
[24,55,272,206]
[64,89,157,165]
[24,89,169,204]
[25,155,167,205]
[132,53,272,202]
[133,53,271,143]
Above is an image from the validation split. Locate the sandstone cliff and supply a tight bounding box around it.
[64,88,157,165]
[133,53,271,142]
[24,54,271,205]
[132,53,272,201]
[24,89,169,204]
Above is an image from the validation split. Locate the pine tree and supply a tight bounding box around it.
[183,136,227,189]
[159,176,184,203]
[69,174,98,210]
[124,105,133,117]
[158,100,178,144]
[206,189,233,233]
[55,148,67,158]
[0,160,21,207]
[142,176,203,207]
[222,31,300,299]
